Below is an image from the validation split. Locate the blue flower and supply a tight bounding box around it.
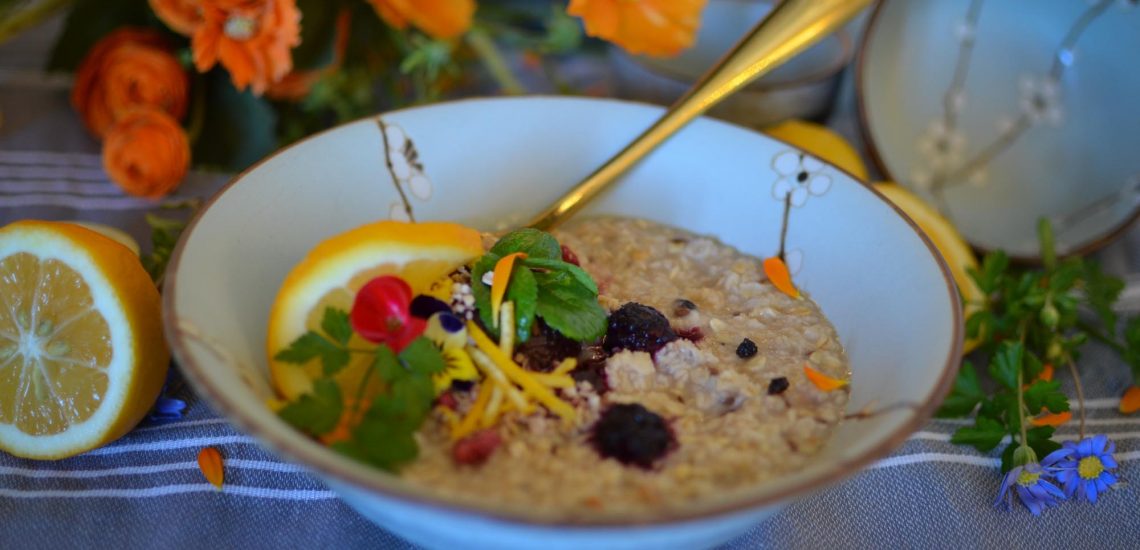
[1049,434,1119,503]
[995,461,1066,515]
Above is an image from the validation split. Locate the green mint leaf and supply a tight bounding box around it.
[535,283,607,342]
[1024,380,1069,414]
[936,362,984,418]
[988,341,1023,390]
[508,266,539,343]
[951,416,1007,453]
[522,257,599,295]
[374,345,403,384]
[321,308,353,346]
[273,331,350,376]
[471,253,499,338]
[489,228,561,260]
[398,337,448,376]
[277,378,343,436]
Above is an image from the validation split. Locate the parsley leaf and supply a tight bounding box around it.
[273,331,350,376]
[398,337,448,376]
[277,378,343,436]
[321,308,353,346]
[951,416,1006,453]
[1024,380,1069,415]
[988,341,1023,391]
[936,362,984,418]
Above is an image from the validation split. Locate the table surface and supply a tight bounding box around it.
[1,22,1138,550]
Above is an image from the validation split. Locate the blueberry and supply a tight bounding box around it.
[591,403,675,468]
[603,302,677,354]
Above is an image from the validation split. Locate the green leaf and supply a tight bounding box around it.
[936,362,984,418]
[321,308,353,345]
[373,344,403,383]
[1082,260,1124,333]
[471,252,499,338]
[193,71,277,171]
[951,416,1007,453]
[522,257,598,295]
[538,6,583,54]
[292,0,340,70]
[398,337,447,376]
[1023,380,1069,414]
[489,228,561,259]
[1027,426,1062,462]
[46,0,159,72]
[273,331,350,376]
[971,251,1009,295]
[1124,316,1140,383]
[535,282,607,342]
[507,265,538,343]
[988,341,1023,390]
[277,378,342,436]
[341,420,419,472]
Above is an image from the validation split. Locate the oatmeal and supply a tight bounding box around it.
[398,217,850,517]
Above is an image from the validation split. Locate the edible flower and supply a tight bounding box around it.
[568,0,706,58]
[1049,434,1120,503]
[197,447,225,490]
[350,275,425,353]
[425,311,467,350]
[763,256,800,299]
[1121,385,1140,414]
[490,252,527,327]
[1029,411,1071,428]
[434,348,478,394]
[803,363,847,392]
[995,460,1066,515]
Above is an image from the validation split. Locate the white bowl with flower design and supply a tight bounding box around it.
[858,0,1140,259]
[164,96,961,549]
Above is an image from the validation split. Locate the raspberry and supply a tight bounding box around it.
[603,302,677,354]
[591,403,675,468]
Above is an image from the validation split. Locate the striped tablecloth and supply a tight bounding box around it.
[2,147,1139,548]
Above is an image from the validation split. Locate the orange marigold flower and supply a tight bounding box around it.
[568,0,706,57]
[149,0,204,35]
[72,28,187,139]
[367,0,475,39]
[192,0,301,95]
[102,109,191,199]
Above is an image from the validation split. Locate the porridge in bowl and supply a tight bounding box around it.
[267,216,849,518]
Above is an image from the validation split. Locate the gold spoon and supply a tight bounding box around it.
[527,0,873,231]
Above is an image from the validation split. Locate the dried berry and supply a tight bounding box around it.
[767,377,789,395]
[603,302,677,354]
[675,326,704,343]
[672,298,698,318]
[591,403,675,468]
[736,338,758,358]
[560,244,581,266]
[515,320,582,372]
[453,430,502,465]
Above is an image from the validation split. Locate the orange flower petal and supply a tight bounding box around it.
[568,0,705,57]
[803,363,848,392]
[763,256,800,299]
[1030,411,1071,427]
[1121,386,1140,415]
[490,252,527,327]
[197,447,224,489]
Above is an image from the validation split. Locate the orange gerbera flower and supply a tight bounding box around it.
[568,0,706,57]
[102,109,191,199]
[149,0,203,35]
[367,0,475,39]
[192,0,302,95]
[72,28,188,139]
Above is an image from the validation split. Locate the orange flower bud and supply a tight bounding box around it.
[72,28,188,139]
[102,109,190,200]
[148,0,204,36]
[568,0,707,58]
[367,0,475,39]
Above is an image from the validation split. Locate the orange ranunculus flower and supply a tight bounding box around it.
[265,9,351,101]
[367,0,474,39]
[72,28,189,139]
[149,0,203,35]
[102,109,191,199]
[192,0,301,95]
[568,0,706,57]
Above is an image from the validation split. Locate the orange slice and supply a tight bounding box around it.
[267,221,483,400]
[0,220,168,459]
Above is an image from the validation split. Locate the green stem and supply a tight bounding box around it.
[466,26,526,95]
[1063,356,1087,440]
[1015,365,1031,454]
[0,0,73,45]
[1076,319,1126,355]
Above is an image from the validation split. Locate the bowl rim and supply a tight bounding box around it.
[854,0,1140,263]
[163,95,963,527]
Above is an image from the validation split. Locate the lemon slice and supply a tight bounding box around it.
[0,220,169,459]
[267,221,483,400]
[763,119,869,181]
[875,183,983,352]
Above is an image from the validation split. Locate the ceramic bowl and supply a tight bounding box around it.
[164,96,961,549]
[611,0,853,128]
[858,0,1140,259]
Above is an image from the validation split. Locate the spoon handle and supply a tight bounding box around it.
[527,0,872,231]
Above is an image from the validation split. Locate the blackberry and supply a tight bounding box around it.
[515,320,582,372]
[591,403,675,468]
[736,338,758,358]
[767,377,789,395]
[603,302,677,354]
